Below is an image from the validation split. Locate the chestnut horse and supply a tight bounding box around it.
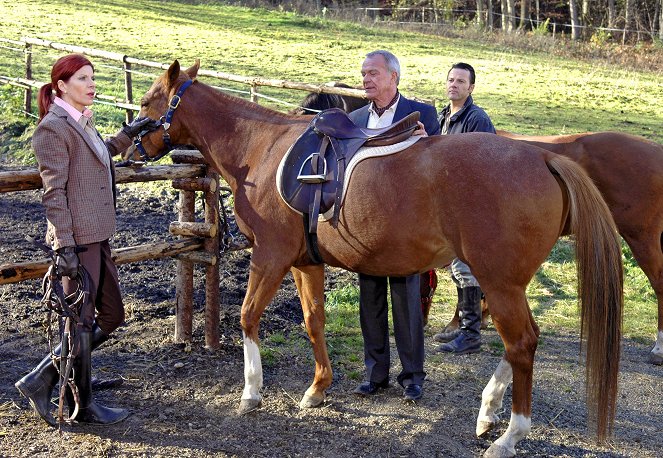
[498,130,663,365]
[127,61,623,457]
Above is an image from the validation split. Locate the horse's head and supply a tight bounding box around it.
[122,59,200,161]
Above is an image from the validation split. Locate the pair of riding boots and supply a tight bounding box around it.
[15,324,128,426]
[435,286,482,355]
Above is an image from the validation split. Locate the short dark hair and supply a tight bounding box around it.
[448,62,476,85]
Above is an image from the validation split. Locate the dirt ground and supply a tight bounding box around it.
[1,171,661,458]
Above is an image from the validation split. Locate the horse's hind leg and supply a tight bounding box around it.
[291,264,332,407]
[622,231,663,365]
[478,287,538,458]
[238,256,291,415]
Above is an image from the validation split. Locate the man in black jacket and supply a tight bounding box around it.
[434,62,496,355]
[349,50,440,401]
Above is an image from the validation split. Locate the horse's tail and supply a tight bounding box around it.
[547,154,623,441]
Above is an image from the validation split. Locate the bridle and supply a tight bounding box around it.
[133,78,195,162]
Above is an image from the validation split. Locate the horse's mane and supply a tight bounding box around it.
[171,72,304,124]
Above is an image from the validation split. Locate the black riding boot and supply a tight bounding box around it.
[16,323,114,426]
[15,344,61,426]
[72,330,129,424]
[436,286,482,354]
[433,287,463,342]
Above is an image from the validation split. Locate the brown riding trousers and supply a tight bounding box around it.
[62,240,124,334]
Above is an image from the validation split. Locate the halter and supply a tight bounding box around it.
[133,78,195,162]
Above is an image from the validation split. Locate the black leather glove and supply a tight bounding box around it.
[55,246,79,279]
[122,116,160,139]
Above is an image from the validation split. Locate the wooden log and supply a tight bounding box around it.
[0,164,206,193]
[175,190,195,343]
[172,177,216,192]
[0,169,42,192]
[0,238,204,285]
[204,168,221,349]
[175,251,217,265]
[169,221,217,238]
[116,164,206,184]
[171,150,207,165]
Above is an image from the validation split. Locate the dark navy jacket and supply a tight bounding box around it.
[349,94,440,136]
[438,95,495,134]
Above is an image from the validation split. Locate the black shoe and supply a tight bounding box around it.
[403,384,423,401]
[353,380,389,396]
[435,333,481,355]
[433,329,460,343]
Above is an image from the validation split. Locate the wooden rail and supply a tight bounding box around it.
[1,37,366,120]
[0,150,225,349]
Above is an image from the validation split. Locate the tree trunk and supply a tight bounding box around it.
[659,0,663,40]
[624,0,634,42]
[519,0,530,29]
[581,0,590,38]
[487,0,494,29]
[501,0,508,30]
[607,0,616,28]
[569,0,581,39]
[508,0,516,30]
[477,0,485,28]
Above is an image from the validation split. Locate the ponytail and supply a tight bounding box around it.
[38,83,54,122]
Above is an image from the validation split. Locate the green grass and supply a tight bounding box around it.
[0,1,659,357]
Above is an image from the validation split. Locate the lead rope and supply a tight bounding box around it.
[29,237,90,429]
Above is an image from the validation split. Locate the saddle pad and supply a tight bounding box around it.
[276,134,422,220]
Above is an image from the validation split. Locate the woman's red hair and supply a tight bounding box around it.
[38,54,94,122]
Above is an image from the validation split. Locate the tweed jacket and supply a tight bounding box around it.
[32,104,133,249]
[348,94,441,136]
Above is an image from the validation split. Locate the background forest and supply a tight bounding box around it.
[250,0,663,42]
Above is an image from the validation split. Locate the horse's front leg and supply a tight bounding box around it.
[291,264,331,408]
[479,288,538,458]
[238,256,291,415]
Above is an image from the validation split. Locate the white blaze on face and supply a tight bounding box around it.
[241,334,263,400]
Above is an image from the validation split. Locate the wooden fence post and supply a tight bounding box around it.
[24,43,32,116]
[250,83,259,103]
[175,189,195,342]
[123,59,134,123]
[204,167,220,349]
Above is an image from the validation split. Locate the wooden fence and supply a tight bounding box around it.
[0,37,366,122]
[0,150,224,349]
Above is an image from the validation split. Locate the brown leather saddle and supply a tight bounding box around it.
[278,108,420,262]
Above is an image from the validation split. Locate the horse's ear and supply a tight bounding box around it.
[185,59,200,79]
[166,60,181,89]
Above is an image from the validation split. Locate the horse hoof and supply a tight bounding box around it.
[237,398,262,415]
[483,443,515,458]
[648,352,663,365]
[299,394,324,409]
[476,420,496,437]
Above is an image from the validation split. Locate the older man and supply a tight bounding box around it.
[348,50,439,401]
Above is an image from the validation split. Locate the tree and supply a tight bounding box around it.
[477,0,486,28]
[569,0,581,39]
[519,0,530,29]
[607,0,616,29]
[507,0,516,30]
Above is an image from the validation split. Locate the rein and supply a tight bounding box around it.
[28,237,90,427]
[133,78,195,162]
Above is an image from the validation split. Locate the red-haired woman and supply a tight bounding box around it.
[15,54,157,427]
